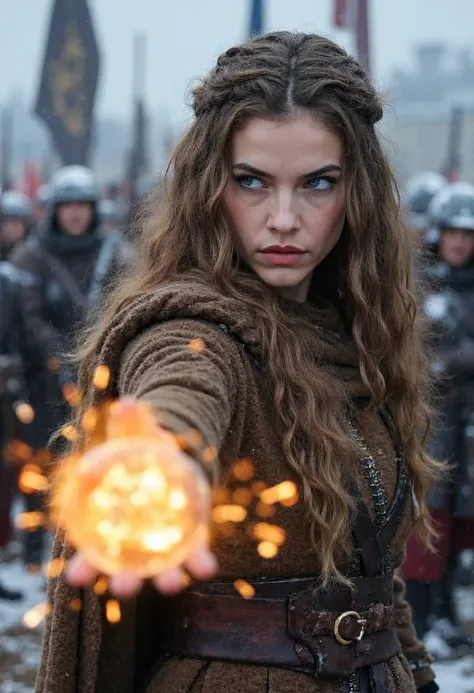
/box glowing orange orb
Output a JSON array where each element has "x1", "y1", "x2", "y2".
[{"x1": 58, "y1": 437, "x2": 210, "y2": 577}]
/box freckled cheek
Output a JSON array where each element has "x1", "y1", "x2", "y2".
[
  {"x1": 224, "y1": 194, "x2": 263, "y2": 248},
  {"x1": 306, "y1": 196, "x2": 346, "y2": 242}
]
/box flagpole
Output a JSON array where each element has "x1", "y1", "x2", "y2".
[
  {"x1": 248, "y1": 0, "x2": 264, "y2": 38},
  {"x1": 332, "y1": 0, "x2": 372, "y2": 78},
  {"x1": 355, "y1": 0, "x2": 371, "y2": 77},
  {"x1": 1, "y1": 106, "x2": 13, "y2": 190}
]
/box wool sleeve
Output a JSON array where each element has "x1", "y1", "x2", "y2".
[
  {"x1": 117, "y1": 318, "x2": 244, "y2": 480},
  {"x1": 393, "y1": 572, "x2": 437, "y2": 691}
]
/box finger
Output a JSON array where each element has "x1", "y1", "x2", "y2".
[
  {"x1": 185, "y1": 545, "x2": 218, "y2": 582},
  {"x1": 153, "y1": 567, "x2": 188, "y2": 595},
  {"x1": 66, "y1": 553, "x2": 99, "y2": 587},
  {"x1": 109, "y1": 572, "x2": 143, "y2": 599}
]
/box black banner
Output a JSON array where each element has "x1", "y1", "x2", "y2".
[{"x1": 34, "y1": 0, "x2": 100, "y2": 166}]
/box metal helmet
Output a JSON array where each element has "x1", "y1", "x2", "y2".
[
  {"x1": 0, "y1": 190, "x2": 33, "y2": 219},
  {"x1": 404, "y1": 172, "x2": 447, "y2": 229},
  {"x1": 428, "y1": 181, "x2": 474, "y2": 232},
  {"x1": 36, "y1": 184, "x2": 51, "y2": 208},
  {"x1": 50, "y1": 165, "x2": 99, "y2": 205}
]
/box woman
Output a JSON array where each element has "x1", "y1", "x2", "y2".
[{"x1": 37, "y1": 32, "x2": 439, "y2": 693}]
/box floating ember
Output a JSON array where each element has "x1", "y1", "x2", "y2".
[
  {"x1": 232, "y1": 459, "x2": 255, "y2": 482},
  {"x1": 93, "y1": 365, "x2": 110, "y2": 390},
  {"x1": 62, "y1": 383, "x2": 81, "y2": 407},
  {"x1": 46, "y1": 558, "x2": 66, "y2": 578},
  {"x1": 259, "y1": 481, "x2": 298, "y2": 506},
  {"x1": 234, "y1": 579, "x2": 255, "y2": 599},
  {"x1": 106, "y1": 599, "x2": 121, "y2": 623},
  {"x1": 257, "y1": 541, "x2": 279, "y2": 559},
  {"x1": 61, "y1": 425, "x2": 78, "y2": 442},
  {"x1": 18, "y1": 464, "x2": 49, "y2": 494},
  {"x1": 232, "y1": 487, "x2": 253, "y2": 506},
  {"x1": 54, "y1": 399, "x2": 210, "y2": 578},
  {"x1": 15, "y1": 402, "x2": 35, "y2": 424},
  {"x1": 70, "y1": 598, "x2": 82, "y2": 612},
  {"x1": 187, "y1": 338, "x2": 205, "y2": 353},
  {"x1": 93, "y1": 576, "x2": 109, "y2": 595},
  {"x1": 23, "y1": 602, "x2": 51, "y2": 628},
  {"x1": 253, "y1": 522, "x2": 286, "y2": 546},
  {"x1": 211, "y1": 504, "x2": 247, "y2": 523},
  {"x1": 15, "y1": 511, "x2": 46, "y2": 531},
  {"x1": 256, "y1": 502, "x2": 275, "y2": 518}
]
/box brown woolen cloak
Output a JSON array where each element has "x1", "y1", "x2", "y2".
[{"x1": 36, "y1": 280, "x2": 436, "y2": 693}]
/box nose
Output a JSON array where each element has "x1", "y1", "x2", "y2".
[{"x1": 268, "y1": 191, "x2": 299, "y2": 234}]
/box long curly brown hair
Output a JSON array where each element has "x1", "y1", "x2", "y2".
[{"x1": 74, "y1": 31, "x2": 438, "y2": 582}]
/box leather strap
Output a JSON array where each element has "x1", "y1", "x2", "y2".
[
  {"x1": 349, "y1": 481, "x2": 384, "y2": 577},
  {"x1": 37, "y1": 235, "x2": 117, "y2": 310},
  {"x1": 155, "y1": 575, "x2": 400, "y2": 677},
  {"x1": 379, "y1": 472, "x2": 410, "y2": 552},
  {"x1": 370, "y1": 661, "x2": 390, "y2": 693}
]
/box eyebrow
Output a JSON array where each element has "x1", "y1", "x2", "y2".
[{"x1": 231, "y1": 162, "x2": 343, "y2": 179}]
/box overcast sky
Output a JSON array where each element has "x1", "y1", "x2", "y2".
[{"x1": 2, "y1": 0, "x2": 474, "y2": 125}]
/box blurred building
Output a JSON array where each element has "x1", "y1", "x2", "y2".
[
  {"x1": 385, "y1": 42, "x2": 474, "y2": 183},
  {"x1": 3, "y1": 40, "x2": 474, "y2": 187},
  {"x1": 0, "y1": 94, "x2": 175, "y2": 185}
]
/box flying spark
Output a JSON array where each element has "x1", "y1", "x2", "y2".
[
  {"x1": 234, "y1": 579, "x2": 256, "y2": 599},
  {"x1": 93, "y1": 365, "x2": 111, "y2": 390},
  {"x1": 18, "y1": 465, "x2": 49, "y2": 494},
  {"x1": 232, "y1": 459, "x2": 255, "y2": 482},
  {"x1": 211, "y1": 505, "x2": 247, "y2": 523},
  {"x1": 106, "y1": 599, "x2": 121, "y2": 623},
  {"x1": 259, "y1": 481, "x2": 298, "y2": 505},
  {"x1": 15, "y1": 402, "x2": 35, "y2": 424},
  {"x1": 187, "y1": 338, "x2": 205, "y2": 353},
  {"x1": 22, "y1": 602, "x2": 50, "y2": 629},
  {"x1": 257, "y1": 541, "x2": 279, "y2": 559}
]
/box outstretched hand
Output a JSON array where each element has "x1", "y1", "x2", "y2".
[{"x1": 66, "y1": 539, "x2": 218, "y2": 599}]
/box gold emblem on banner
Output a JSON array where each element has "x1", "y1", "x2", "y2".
[{"x1": 49, "y1": 24, "x2": 86, "y2": 137}]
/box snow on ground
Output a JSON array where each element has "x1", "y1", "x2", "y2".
[
  {"x1": 435, "y1": 658, "x2": 474, "y2": 692},
  {"x1": 0, "y1": 549, "x2": 46, "y2": 693},
  {"x1": 1, "y1": 546, "x2": 474, "y2": 691}
]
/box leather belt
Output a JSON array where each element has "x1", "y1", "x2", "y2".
[{"x1": 155, "y1": 574, "x2": 401, "y2": 677}]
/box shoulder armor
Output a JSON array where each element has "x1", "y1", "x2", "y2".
[{"x1": 0, "y1": 261, "x2": 39, "y2": 287}]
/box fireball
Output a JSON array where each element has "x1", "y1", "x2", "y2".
[{"x1": 55, "y1": 399, "x2": 210, "y2": 577}]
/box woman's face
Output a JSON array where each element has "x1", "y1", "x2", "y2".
[{"x1": 223, "y1": 114, "x2": 346, "y2": 302}]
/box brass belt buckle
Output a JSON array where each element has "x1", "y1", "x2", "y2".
[{"x1": 334, "y1": 610, "x2": 367, "y2": 645}]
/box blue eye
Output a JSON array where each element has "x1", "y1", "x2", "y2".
[
  {"x1": 236, "y1": 175, "x2": 264, "y2": 190},
  {"x1": 306, "y1": 177, "x2": 335, "y2": 191}
]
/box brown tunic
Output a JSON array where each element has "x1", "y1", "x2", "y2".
[{"x1": 35, "y1": 280, "x2": 436, "y2": 693}]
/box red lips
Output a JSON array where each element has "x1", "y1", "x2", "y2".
[
  {"x1": 262, "y1": 245, "x2": 304, "y2": 253},
  {"x1": 260, "y1": 246, "x2": 306, "y2": 266}
]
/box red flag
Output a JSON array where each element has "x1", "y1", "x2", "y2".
[
  {"x1": 444, "y1": 167, "x2": 462, "y2": 183},
  {"x1": 333, "y1": 0, "x2": 348, "y2": 27},
  {"x1": 22, "y1": 162, "x2": 42, "y2": 199}
]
